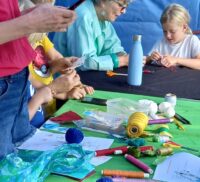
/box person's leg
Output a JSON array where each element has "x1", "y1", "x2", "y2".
[
  {"x1": 0, "y1": 77, "x2": 15, "y2": 159},
  {"x1": 11, "y1": 68, "x2": 36, "y2": 146},
  {"x1": 0, "y1": 68, "x2": 36, "y2": 160}
]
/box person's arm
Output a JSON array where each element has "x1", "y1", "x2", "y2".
[
  {"x1": 47, "y1": 47, "x2": 78, "y2": 74},
  {"x1": 29, "y1": 74, "x2": 46, "y2": 89},
  {"x1": 161, "y1": 36, "x2": 200, "y2": 70},
  {"x1": 176, "y1": 55, "x2": 200, "y2": 69},
  {"x1": 0, "y1": 4, "x2": 76, "y2": 44},
  {"x1": 42, "y1": 36, "x2": 77, "y2": 74},
  {"x1": 28, "y1": 86, "x2": 52, "y2": 120},
  {"x1": 59, "y1": 84, "x2": 94, "y2": 100},
  {"x1": 161, "y1": 54, "x2": 200, "y2": 70},
  {"x1": 29, "y1": 69, "x2": 81, "y2": 119},
  {"x1": 47, "y1": 46, "x2": 63, "y2": 61},
  {"x1": 54, "y1": 15, "x2": 116, "y2": 71},
  {"x1": 145, "y1": 39, "x2": 163, "y2": 65},
  {"x1": 0, "y1": 15, "x2": 32, "y2": 44},
  {"x1": 103, "y1": 23, "x2": 128, "y2": 68}
]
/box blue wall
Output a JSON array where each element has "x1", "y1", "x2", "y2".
[
  {"x1": 54, "y1": 0, "x2": 200, "y2": 55},
  {"x1": 114, "y1": 0, "x2": 200, "y2": 55}
]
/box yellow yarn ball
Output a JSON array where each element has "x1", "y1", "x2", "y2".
[{"x1": 127, "y1": 112, "x2": 148, "y2": 138}]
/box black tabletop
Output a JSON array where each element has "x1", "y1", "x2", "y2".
[{"x1": 78, "y1": 65, "x2": 200, "y2": 100}]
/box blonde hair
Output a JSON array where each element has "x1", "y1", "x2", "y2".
[
  {"x1": 160, "y1": 3, "x2": 192, "y2": 34},
  {"x1": 28, "y1": 33, "x2": 46, "y2": 48}
]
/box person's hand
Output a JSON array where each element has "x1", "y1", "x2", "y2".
[
  {"x1": 67, "y1": 84, "x2": 94, "y2": 99},
  {"x1": 161, "y1": 55, "x2": 178, "y2": 68},
  {"x1": 31, "y1": 86, "x2": 53, "y2": 105},
  {"x1": 150, "y1": 51, "x2": 163, "y2": 62},
  {"x1": 50, "y1": 57, "x2": 78, "y2": 74},
  {"x1": 60, "y1": 57, "x2": 80, "y2": 73},
  {"x1": 67, "y1": 87, "x2": 87, "y2": 99},
  {"x1": 48, "y1": 69, "x2": 81, "y2": 95},
  {"x1": 26, "y1": 4, "x2": 76, "y2": 33},
  {"x1": 82, "y1": 85, "x2": 94, "y2": 95},
  {"x1": 118, "y1": 54, "x2": 129, "y2": 67},
  {"x1": 37, "y1": 86, "x2": 53, "y2": 104}
]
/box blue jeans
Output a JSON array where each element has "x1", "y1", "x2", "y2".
[{"x1": 0, "y1": 68, "x2": 36, "y2": 160}]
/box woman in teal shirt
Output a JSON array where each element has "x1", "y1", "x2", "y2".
[{"x1": 53, "y1": 0, "x2": 131, "y2": 71}]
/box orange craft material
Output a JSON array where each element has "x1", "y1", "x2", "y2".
[
  {"x1": 106, "y1": 71, "x2": 127, "y2": 77},
  {"x1": 102, "y1": 169, "x2": 149, "y2": 178}
]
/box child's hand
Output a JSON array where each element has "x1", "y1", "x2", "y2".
[
  {"x1": 50, "y1": 57, "x2": 78, "y2": 74},
  {"x1": 150, "y1": 51, "x2": 163, "y2": 62},
  {"x1": 36, "y1": 86, "x2": 53, "y2": 104},
  {"x1": 67, "y1": 84, "x2": 94, "y2": 99},
  {"x1": 161, "y1": 55, "x2": 177, "y2": 67},
  {"x1": 82, "y1": 85, "x2": 94, "y2": 95},
  {"x1": 67, "y1": 87, "x2": 87, "y2": 99},
  {"x1": 48, "y1": 69, "x2": 81, "y2": 95}
]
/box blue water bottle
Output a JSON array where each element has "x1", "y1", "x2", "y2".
[{"x1": 128, "y1": 35, "x2": 143, "y2": 86}]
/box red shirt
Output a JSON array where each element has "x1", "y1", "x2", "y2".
[{"x1": 0, "y1": 0, "x2": 36, "y2": 77}]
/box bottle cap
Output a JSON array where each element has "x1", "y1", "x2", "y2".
[
  {"x1": 133, "y1": 35, "x2": 142, "y2": 41},
  {"x1": 165, "y1": 93, "x2": 177, "y2": 107}
]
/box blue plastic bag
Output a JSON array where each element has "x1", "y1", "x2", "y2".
[{"x1": 0, "y1": 144, "x2": 94, "y2": 182}]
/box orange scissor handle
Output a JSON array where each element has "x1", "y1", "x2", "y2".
[{"x1": 106, "y1": 71, "x2": 116, "y2": 77}]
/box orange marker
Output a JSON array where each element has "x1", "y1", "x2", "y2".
[
  {"x1": 102, "y1": 169, "x2": 149, "y2": 178},
  {"x1": 106, "y1": 71, "x2": 127, "y2": 77}
]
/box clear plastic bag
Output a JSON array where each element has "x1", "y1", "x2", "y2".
[
  {"x1": 83, "y1": 110, "x2": 124, "y2": 128},
  {"x1": 74, "y1": 111, "x2": 126, "y2": 137},
  {"x1": 106, "y1": 98, "x2": 149, "y2": 119}
]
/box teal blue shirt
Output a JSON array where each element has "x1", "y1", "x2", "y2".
[{"x1": 53, "y1": 0, "x2": 126, "y2": 71}]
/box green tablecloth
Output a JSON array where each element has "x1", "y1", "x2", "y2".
[{"x1": 46, "y1": 90, "x2": 200, "y2": 182}]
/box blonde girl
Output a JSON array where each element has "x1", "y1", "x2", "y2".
[{"x1": 146, "y1": 3, "x2": 200, "y2": 70}]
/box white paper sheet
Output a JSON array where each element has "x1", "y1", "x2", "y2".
[
  {"x1": 153, "y1": 152, "x2": 200, "y2": 182},
  {"x1": 18, "y1": 130, "x2": 66, "y2": 151},
  {"x1": 18, "y1": 130, "x2": 114, "y2": 166}
]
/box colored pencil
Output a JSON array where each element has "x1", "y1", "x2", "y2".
[
  {"x1": 148, "y1": 118, "x2": 173, "y2": 125},
  {"x1": 102, "y1": 169, "x2": 149, "y2": 178}
]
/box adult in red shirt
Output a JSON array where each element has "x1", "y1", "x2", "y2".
[{"x1": 0, "y1": 0, "x2": 80, "y2": 160}]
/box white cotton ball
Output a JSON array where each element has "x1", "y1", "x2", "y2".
[
  {"x1": 149, "y1": 102, "x2": 158, "y2": 115},
  {"x1": 164, "y1": 107, "x2": 175, "y2": 118},
  {"x1": 158, "y1": 102, "x2": 172, "y2": 113},
  {"x1": 138, "y1": 99, "x2": 158, "y2": 115},
  {"x1": 138, "y1": 99, "x2": 150, "y2": 106}
]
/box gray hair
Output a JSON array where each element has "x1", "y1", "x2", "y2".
[{"x1": 92, "y1": 0, "x2": 133, "y2": 6}]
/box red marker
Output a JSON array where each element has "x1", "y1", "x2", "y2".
[
  {"x1": 95, "y1": 146, "x2": 129, "y2": 156},
  {"x1": 143, "y1": 69, "x2": 155, "y2": 74}
]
